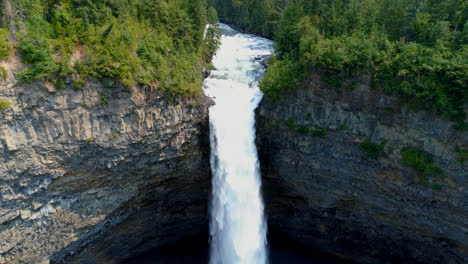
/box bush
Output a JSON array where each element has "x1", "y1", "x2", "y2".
[
  {"x1": 297, "y1": 125, "x2": 309, "y2": 134},
  {"x1": 260, "y1": 56, "x2": 304, "y2": 99},
  {"x1": 339, "y1": 124, "x2": 349, "y2": 130},
  {"x1": 401, "y1": 147, "x2": 434, "y2": 172},
  {"x1": 0, "y1": 99, "x2": 11, "y2": 110},
  {"x1": 360, "y1": 140, "x2": 386, "y2": 159},
  {"x1": 0, "y1": 29, "x2": 11, "y2": 60},
  {"x1": 55, "y1": 77, "x2": 65, "y2": 90},
  {"x1": 454, "y1": 147, "x2": 468, "y2": 164},
  {"x1": 17, "y1": 38, "x2": 59, "y2": 82},
  {"x1": 311, "y1": 127, "x2": 327, "y2": 137},
  {"x1": 100, "y1": 95, "x2": 108, "y2": 105},
  {"x1": 401, "y1": 147, "x2": 444, "y2": 185},
  {"x1": 287, "y1": 117, "x2": 295, "y2": 128},
  {"x1": 0, "y1": 66, "x2": 7, "y2": 81},
  {"x1": 207, "y1": 7, "x2": 219, "y2": 24}
]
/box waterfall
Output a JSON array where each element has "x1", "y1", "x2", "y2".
[{"x1": 204, "y1": 24, "x2": 273, "y2": 264}]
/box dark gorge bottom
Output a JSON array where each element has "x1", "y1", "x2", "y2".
[{"x1": 124, "y1": 228, "x2": 350, "y2": 264}]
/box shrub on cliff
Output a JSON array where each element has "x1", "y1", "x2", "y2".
[
  {"x1": 0, "y1": 29, "x2": 11, "y2": 61},
  {"x1": 0, "y1": 99, "x2": 11, "y2": 110},
  {"x1": 260, "y1": 56, "x2": 304, "y2": 99},
  {"x1": 360, "y1": 140, "x2": 386, "y2": 159},
  {"x1": 401, "y1": 147, "x2": 444, "y2": 186}
]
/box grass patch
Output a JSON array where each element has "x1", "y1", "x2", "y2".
[
  {"x1": 323, "y1": 75, "x2": 342, "y2": 88},
  {"x1": 0, "y1": 99, "x2": 10, "y2": 110},
  {"x1": 100, "y1": 95, "x2": 108, "y2": 106},
  {"x1": 265, "y1": 119, "x2": 280, "y2": 129},
  {"x1": 0, "y1": 66, "x2": 7, "y2": 81},
  {"x1": 297, "y1": 125, "x2": 309, "y2": 134},
  {"x1": 339, "y1": 123, "x2": 349, "y2": 130},
  {"x1": 454, "y1": 146, "x2": 468, "y2": 164},
  {"x1": 360, "y1": 140, "x2": 386, "y2": 159},
  {"x1": 311, "y1": 127, "x2": 327, "y2": 137},
  {"x1": 384, "y1": 107, "x2": 395, "y2": 115},
  {"x1": 401, "y1": 147, "x2": 444, "y2": 185}
]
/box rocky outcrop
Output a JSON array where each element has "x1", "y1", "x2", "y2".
[
  {"x1": 256, "y1": 72, "x2": 468, "y2": 264},
  {"x1": 0, "y1": 55, "x2": 212, "y2": 263}
]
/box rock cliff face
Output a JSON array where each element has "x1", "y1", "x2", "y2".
[
  {"x1": 256, "y1": 72, "x2": 468, "y2": 264},
  {"x1": 0, "y1": 55, "x2": 212, "y2": 263}
]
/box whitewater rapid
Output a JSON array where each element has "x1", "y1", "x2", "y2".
[{"x1": 204, "y1": 24, "x2": 273, "y2": 264}]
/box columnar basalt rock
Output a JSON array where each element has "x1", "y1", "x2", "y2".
[
  {"x1": 256, "y1": 72, "x2": 468, "y2": 264},
  {"x1": 0, "y1": 58, "x2": 212, "y2": 263}
]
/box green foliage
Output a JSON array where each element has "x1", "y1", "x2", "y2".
[
  {"x1": 0, "y1": 99, "x2": 11, "y2": 110},
  {"x1": 339, "y1": 124, "x2": 349, "y2": 130},
  {"x1": 17, "y1": 37, "x2": 59, "y2": 82},
  {"x1": 311, "y1": 127, "x2": 327, "y2": 137},
  {"x1": 297, "y1": 125, "x2": 309, "y2": 134},
  {"x1": 86, "y1": 137, "x2": 94, "y2": 143},
  {"x1": 454, "y1": 146, "x2": 468, "y2": 163},
  {"x1": 260, "y1": 56, "x2": 304, "y2": 99},
  {"x1": 287, "y1": 117, "x2": 294, "y2": 128},
  {"x1": 0, "y1": 29, "x2": 11, "y2": 60},
  {"x1": 266, "y1": 119, "x2": 280, "y2": 129},
  {"x1": 360, "y1": 140, "x2": 386, "y2": 159},
  {"x1": 402, "y1": 147, "x2": 434, "y2": 172},
  {"x1": 202, "y1": 24, "x2": 222, "y2": 62},
  {"x1": 323, "y1": 75, "x2": 342, "y2": 88},
  {"x1": 207, "y1": 6, "x2": 219, "y2": 24},
  {"x1": 55, "y1": 77, "x2": 65, "y2": 90},
  {"x1": 0, "y1": 67, "x2": 7, "y2": 81},
  {"x1": 100, "y1": 95, "x2": 108, "y2": 105},
  {"x1": 401, "y1": 147, "x2": 444, "y2": 185},
  {"x1": 112, "y1": 132, "x2": 120, "y2": 138},
  {"x1": 213, "y1": 0, "x2": 468, "y2": 124},
  {"x1": 101, "y1": 23, "x2": 114, "y2": 39},
  {"x1": 274, "y1": 4, "x2": 303, "y2": 57},
  {"x1": 16, "y1": 0, "x2": 220, "y2": 98},
  {"x1": 73, "y1": 77, "x2": 85, "y2": 90}
]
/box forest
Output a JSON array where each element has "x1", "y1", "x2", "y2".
[
  {"x1": 209, "y1": 0, "x2": 468, "y2": 128},
  {"x1": 0, "y1": 0, "x2": 221, "y2": 98}
]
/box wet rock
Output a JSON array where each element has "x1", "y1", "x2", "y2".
[{"x1": 261, "y1": 55, "x2": 271, "y2": 68}]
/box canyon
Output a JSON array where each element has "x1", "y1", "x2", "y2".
[{"x1": 0, "y1": 34, "x2": 467, "y2": 264}]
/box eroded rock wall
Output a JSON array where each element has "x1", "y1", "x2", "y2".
[
  {"x1": 0, "y1": 55, "x2": 212, "y2": 264},
  {"x1": 256, "y1": 72, "x2": 468, "y2": 264}
]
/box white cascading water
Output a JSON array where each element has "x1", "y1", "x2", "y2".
[{"x1": 204, "y1": 24, "x2": 273, "y2": 264}]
